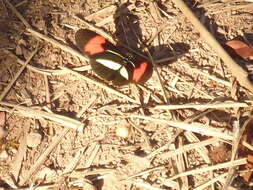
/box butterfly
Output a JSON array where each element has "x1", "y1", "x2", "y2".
[{"x1": 75, "y1": 29, "x2": 153, "y2": 86}]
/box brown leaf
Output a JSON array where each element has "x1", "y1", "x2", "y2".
[
  {"x1": 0, "y1": 112, "x2": 5, "y2": 126},
  {"x1": 248, "y1": 154, "x2": 253, "y2": 164},
  {"x1": 242, "y1": 162, "x2": 253, "y2": 182},
  {"x1": 225, "y1": 40, "x2": 253, "y2": 59},
  {"x1": 226, "y1": 40, "x2": 249, "y2": 49},
  {"x1": 209, "y1": 143, "x2": 231, "y2": 163}
]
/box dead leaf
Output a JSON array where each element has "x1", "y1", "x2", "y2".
[
  {"x1": 226, "y1": 40, "x2": 249, "y2": 49},
  {"x1": 248, "y1": 154, "x2": 253, "y2": 163},
  {"x1": 242, "y1": 161, "x2": 253, "y2": 182},
  {"x1": 0, "y1": 112, "x2": 5, "y2": 126},
  {"x1": 225, "y1": 40, "x2": 253, "y2": 60},
  {"x1": 209, "y1": 143, "x2": 231, "y2": 163}
]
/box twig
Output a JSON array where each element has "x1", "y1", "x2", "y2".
[
  {"x1": 27, "y1": 28, "x2": 89, "y2": 62},
  {"x1": 222, "y1": 118, "x2": 250, "y2": 190},
  {"x1": 84, "y1": 4, "x2": 116, "y2": 20},
  {"x1": 179, "y1": 63, "x2": 232, "y2": 87},
  {"x1": 14, "y1": 0, "x2": 28, "y2": 8},
  {"x1": 0, "y1": 101, "x2": 84, "y2": 131},
  {"x1": 168, "y1": 158, "x2": 247, "y2": 181},
  {"x1": 193, "y1": 173, "x2": 228, "y2": 190},
  {"x1": 146, "y1": 129, "x2": 183, "y2": 160},
  {"x1": 74, "y1": 15, "x2": 116, "y2": 44},
  {"x1": 61, "y1": 67, "x2": 139, "y2": 104},
  {"x1": 76, "y1": 95, "x2": 97, "y2": 118},
  {"x1": 146, "y1": 109, "x2": 216, "y2": 160},
  {"x1": 69, "y1": 168, "x2": 115, "y2": 178},
  {"x1": 176, "y1": 137, "x2": 189, "y2": 190},
  {"x1": 130, "y1": 115, "x2": 233, "y2": 140},
  {"x1": 165, "y1": 69, "x2": 214, "y2": 99},
  {"x1": 146, "y1": 23, "x2": 170, "y2": 45},
  {"x1": 171, "y1": 0, "x2": 253, "y2": 92},
  {"x1": 44, "y1": 75, "x2": 51, "y2": 108},
  {"x1": 6, "y1": 183, "x2": 56, "y2": 190},
  {"x1": 126, "y1": 180, "x2": 165, "y2": 190},
  {"x1": 128, "y1": 119, "x2": 152, "y2": 151},
  {"x1": 155, "y1": 54, "x2": 185, "y2": 64},
  {"x1": 121, "y1": 166, "x2": 165, "y2": 181},
  {"x1": 5, "y1": 0, "x2": 31, "y2": 28},
  {"x1": 19, "y1": 127, "x2": 71, "y2": 185},
  {"x1": 207, "y1": 3, "x2": 253, "y2": 15},
  {"x1": 153, "y1": 101, "x2": 251, "y2": 110},
  {"x1": 146, "y1": 49, "x2": 169, "y2": 103},
  {"x1": 3, "y1": 49, "x2": 91, "y2": 75},
  {"x1": 184, "y1": 131, "x2": 211, "y2": 163},
  {"x1": 10, "y1": 124, "x2": 30, "y2": 182},
  {"x1": 83, "y1": 142, "x2": 100, "y2": 168},
  {"x1": 158, "y1": 6, "x2": 174, "y2": 19},
  {"x1": 157, "y1": 138, "x2": 219, "y2": 160},
  {"x1": 61, "y1": 147, "x2": 86, "y2": 175},
  {"x1": 0, "y1": 46, "x2": 38, "y2": 101},
  {"x1": 239, "y1": 168, "x2": 253, "y2": 174},
  {"x1": 242, "y1": 140, "x2": 253, "y2": 152},
  {"x1": 197, "y1": 0, "x2": 222, "y2": 8}
]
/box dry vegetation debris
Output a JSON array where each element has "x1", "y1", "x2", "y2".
[{"x1": 0, "y1": 0, "x2": 253, "y2": 190}]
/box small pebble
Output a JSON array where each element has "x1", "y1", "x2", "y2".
[
  {"x1": 27, "y1": 132, "x2": 42, "y2": 148},
  {"x1": 0, "y1": 150, "x2": 8, "y2": 160},
  {"x1": 115, "y1": 125, "x2": 131, "y2": 138}
]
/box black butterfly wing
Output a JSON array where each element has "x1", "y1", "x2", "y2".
[
  {"x1": 90, "y1": 52, "x2": 133, "y2": 86},
  {"x1": 75, "y1": 29, "x2": 120, "y2": 56}
]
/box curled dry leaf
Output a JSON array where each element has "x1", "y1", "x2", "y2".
[{"x1": 225, "y1": 40, "x2": 253, "y2": 60}]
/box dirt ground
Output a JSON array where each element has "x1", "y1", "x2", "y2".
[{"x1": 0, "y1": 0, "x2": 253, "y2": 190}]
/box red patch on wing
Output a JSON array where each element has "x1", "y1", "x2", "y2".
[
  {"x1": 132, "y1": 62, "x2": 148, "y2": 82},
  {"x1": 84, "y1": 35, "x2": 106, "y2": 55}
]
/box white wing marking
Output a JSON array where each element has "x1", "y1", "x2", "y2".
[
  {"x1": 96, "y1": 59, "x2": 122, "y2": 70},
  {"x1": 119, "y1": 67, "x2": 129, "y2": 80}
]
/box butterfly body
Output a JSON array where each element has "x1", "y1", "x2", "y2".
[{"x1": 75, "y1": 29, "x2": 152, "y2": 86}]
